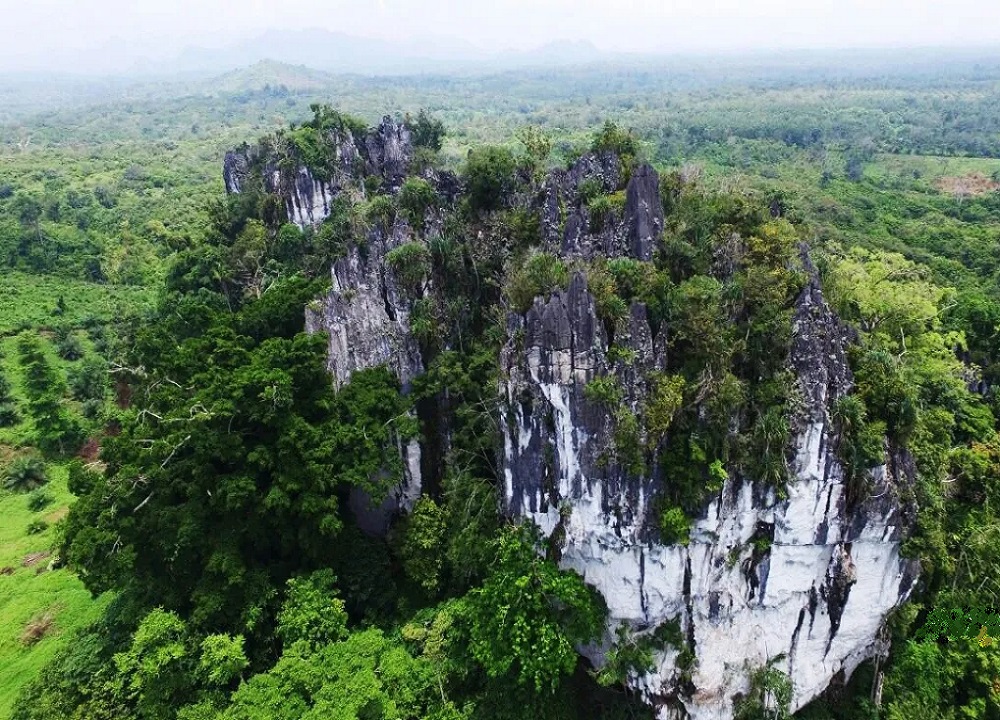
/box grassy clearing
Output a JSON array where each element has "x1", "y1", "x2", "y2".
[
  {"x1": 0, "y1": 299, "x2": 112, "y2": 718},
  {"x1": 872, "y1": 153, "x2": 1000, "y2": 182},
  {"x1": 0, "y1": 463, "x2": 108, "y2": 720},
  {"x1": 0, "y1": 271, "x2": 155, "y2": 337}
]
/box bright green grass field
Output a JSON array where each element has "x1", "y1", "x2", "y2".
[
  {"x1": 0, "y1": 271, "x2": 155, "y2": 336},
  {"x1": 0, "y1": 464, "x2": 109, "y2": 720},
  {"x1": 0, "y1": 298, "x2": 110, "y2": 718}
]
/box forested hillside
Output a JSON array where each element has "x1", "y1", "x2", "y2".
[{"x1": 1, "y1": 55, "x2": 999, "y2": 719}]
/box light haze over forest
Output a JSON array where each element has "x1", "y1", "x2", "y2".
[{"x1": 2, "y1": 0, "x2": 1000, "y2": 76}]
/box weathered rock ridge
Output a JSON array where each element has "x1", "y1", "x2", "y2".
[
  {"x1": 226, "y1": 116, "x2": 442, "y2": 529},
  {"x1": 224, "y1": 115, "x2": 418, "y2": 228},
  {"x1": 225, "y1": 121, "x2": 918, "y2": 719},
  {"x1": 500, "y1": 162, "x2": 918, "y2": 718}
]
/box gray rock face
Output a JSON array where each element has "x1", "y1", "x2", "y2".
[
  {"x1": 626, "y1": 164, "x2": 664, "y2": 262},
  {"x1": 539, "y1": 152, "x2": 661, "y2": 260},
  {"x1": 304, "y1": 217, "x2": 424, "y2": 390},
  {"x1": 365, "y1": 116, "x2": 413, "y2": 183},
  {"x1": 500, "y1": 237, "x2": 918, "y2": 717},
  {"x1": 223, "y1": 115, "x2": 420, "y2": 229},
  {"x1": 302, "y1": 215, "x2": 426, "y2": 529},
  {"x1": 504, "y1": 274, "x2": 651, "y2": 534},
  {"x1": 226, "y1": 116, "x2": 431, "y2": 529},
  {"x1": 223, "y1": 145, "x2": 254, "y2": 194},
  {"x1": 222, "y1": 124, "x2": 918, "y2": 718}
]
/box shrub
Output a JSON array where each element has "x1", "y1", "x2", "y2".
[
  {"x1": 587, "y1": 262, "x2": 629, "y2": 326},
  {"x1": 366, "y1": 195, "x2": 396, "y2": 226},
  {"x1": 613, "y1": 408, "x2": 645, "y2": 475},
  {"x1": 659, "y1": 506, "x2": 691, "y2": 546},
  {"x1": 364, "y1": 174, "x2": 383, "y2": 196},
  {"x1": 0, "y1": 402, "x2": 19, "y2": 427},
  {"x1": 81, "y1": 399, "x2": 104, "y2": 419},
  {"x1": 595, "y1": 623, "x2": 656, "y2": 688},
  {"x1": 507, "y1": 252, "x2": 570, "y2": 312},
  {"x1": 385, "y1": 242, "x2": 432, "y2": 294},
  {"x1": 465, "y1": 145, "x2": 517, "y2": 212},
  {"x1": 27, "y1": 489, "x2": 54, "y2": 512},
  {"x1": 70, "y1": 356, "x2": 109, "y2": 402},
  {"x1": 398, "y1": 177, "x2": 438, "y2": 233},
  {"x1": 749, "y1": 405, "x2": 791, "y2": 489},
  {"x1": 734, "y1": 665, "x2": 793, "y2": 720},
  {"x1": 26, "y1": 519, "x2": 49, "y2": 535},
  {"x1": 607, "y1": 257, "x2": 655, "y2": 301},
  {"x1": 587, "y1": 195, "x2": 615, "y2": 233},
  {"x1": 3, "y1": 456, "x2": 49, "y2": 492},
  {"x1": 577, "y1": 177, "x2": 604, "y2": 205}
]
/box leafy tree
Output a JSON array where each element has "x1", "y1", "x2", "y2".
[
  {"x1": 275, "y1": 570, "x2": 349, "y2": 651},
  {"x1": 113, "y1": 609, "x2": 196, "y2": 719},
  {"x1": 108, "y1": 608, "x2": 248, "y2": 720},
  {"x1": 408, "y1": 110, "x2": 446, "y2": 152},
  {"x1": 591, "y1": 121, "x2": 639, "y2": 159},
  {"x1": 398, "y1": 496, "x2": 448, "y2": 595},
  {"x1": 883, "y1": 637, "x2": 1000, "y2": 720},
  {"x1": 16, "y1": 333, "x2": 84, "y2": 454},
  {"x1": 465, "y1": 146, "x2": 517, "y2": 212},
  {"x1": 465, "y1": 525, "x2": 605, "y2": 692},
  {"x1": 438, "y1": 470, "x2": 500, "y2": 592},
  {"x1": 217, "y1": 628, "x2": 455, "y2": 720},
  {"x1": 62, "y1": 284, "x2": 414, "y2": 634},
  {"x1": 826, "y1": 249, "x2": 949, "y2": 339}
]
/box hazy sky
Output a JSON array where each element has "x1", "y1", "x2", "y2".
[{"x1": 3, "y1": 0, "x2": 1000, "y2": 71}]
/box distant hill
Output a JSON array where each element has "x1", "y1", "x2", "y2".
[
  {"x1": 149, "y1": 29, "x2": 603, "y2": 77},
  {"x1": 207, "y1": 60, "x2": 340, "y2": 94}
]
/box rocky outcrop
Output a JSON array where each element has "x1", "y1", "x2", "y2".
[
  {"x1": 539, "y1": 152, "x2": 656, "y2": 260},
  {"x1": 303, "y1": 216, "x2": 425, "y2": 389},
  {"x1": 625, "y1": 164, "x2": 663, "y2": 262},
  {"x1": 223, "y1": 122, "x2": 918, "y2": 718},
  {"x1": 302, "y1": 212, "x2": 426, "y2": 531},
  {"x1": 226, "y1": 115, "x2": 436, "y2": 531},
  {"x1": 364, "y1": 118, "x2": 412, "y2": 183},
  {"x1": 500, "y1": 233, "x2": 918, "y2": 717},
  {"x1": 223, "y1": 115, "x2": 420, "y2": 229}
]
